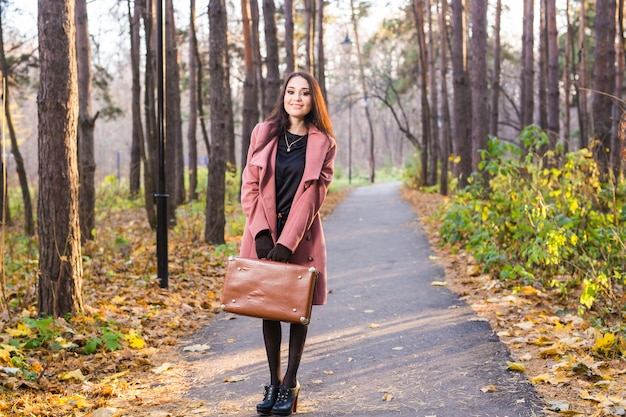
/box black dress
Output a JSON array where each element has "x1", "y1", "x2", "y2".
[{"x1": 275, "y1": 131, "x2": 308, "y2": 237}]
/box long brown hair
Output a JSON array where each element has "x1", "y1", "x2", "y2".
[{"x1": 265, "y1": 71, "x2": 334, "y2": 144}]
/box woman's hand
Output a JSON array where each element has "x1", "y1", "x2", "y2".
[
  {"x1": 267, "y1": 244, "x2": 292, "y2": 263},
  {"x1": 255, "y1": 231, "x2": 274, "y2": 259}
]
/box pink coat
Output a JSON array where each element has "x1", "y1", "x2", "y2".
[{"x1": 239, "y1": 122, "x2": 336, "y2": 305}]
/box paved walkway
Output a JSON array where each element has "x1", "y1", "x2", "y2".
[{"x1": 182, "y1": 182, "x2": 545, "y2": 417}]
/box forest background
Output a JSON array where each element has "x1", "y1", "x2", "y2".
[{"x1": 1, "y1": 0, "x2": 626, "y2": 416}]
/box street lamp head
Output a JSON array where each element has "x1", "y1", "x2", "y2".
[{"x1": 340, "y1": 33, "x2": 353, "y2": 54}]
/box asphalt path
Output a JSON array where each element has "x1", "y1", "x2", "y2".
[{"x1": 182, "y1": 182, "x2": 546, "y2": 417}]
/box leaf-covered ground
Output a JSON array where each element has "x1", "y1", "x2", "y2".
[
  {"x1": 2, "y1": 185, "x2": 625, "y2": 416},
  {"x1": 402, "y1": 186, "x2": 626, "y2": 417},
  {"x1": 0, "y1": 188, "x2": 348, "y2": 417}
]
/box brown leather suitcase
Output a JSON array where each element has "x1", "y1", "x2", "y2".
[{"x1": 221, "y1": 256, "x2": 318, "y2": 325}]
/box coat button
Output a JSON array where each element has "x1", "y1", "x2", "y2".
[{"x1": 307, "y1": 256, "x2": 313, "y2": 262}]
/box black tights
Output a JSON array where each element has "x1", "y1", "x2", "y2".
[{"x1": 262, "y1": 319, "x2": 308, "y2": 388}]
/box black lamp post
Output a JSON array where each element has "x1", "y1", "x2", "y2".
[
  {"x1": 155, "y1": 0, "x2": 169, "y2": 288},
  {"x1": 340, "y1": 33, "x2": 353, "y2": 184}
]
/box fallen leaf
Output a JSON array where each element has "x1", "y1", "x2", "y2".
[
  {"x1": 480, "y1": 384, "x2": 497, "y2": 393},
  {"x1": 59, "y1": 369, "x2": 86, "y2": 382},
  {"x1": 369, "y1": 323, "x2": 380, "y2": 329},
  {"x1": 323, "y1": 370, "x2": 334, "y2": 375},
  {"x1": 152, "y1": 363, "x2": 174, "y2": 374},
  {"x1": 183, "y1": 344, "x2": 211, "y2": 352},
  {"x1": 431, "y1": 281, "x2": 447, "y2": 286},
  {"x1": 224, "y1": 375, "x2": 247, "y2": 383},
  {"x1": 382, "y1": 392, "x2": 394, "y2": 401},
  {"x1": 507, "y1": 361, "x2": 526, "y2": 372}
]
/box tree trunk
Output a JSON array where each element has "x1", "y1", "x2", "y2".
[
  {"x1": 350, "y1": 0, "x2": 376, "y2": 183},
  {"x1": 0, "y1": 6, "x2": 34, "y2": 235},
  {"x1": 546, "y1": 0, "x2": 560, "y2": 150},
  {"x1": 450, "y1": 0, "x2": 472, "y2": 187},
  {"x1": 250, "y1": 0, "x2": 264, "y2": 119},
  {"x1": 577, "y1": 0, "x2": 588, "y2": 148},
  {"x1": 438, "y1": 0, "x2": 451, "y2": 196},
  {"x1": 471, "y1": 0, "x2": 488, "y2": 172},
  {"x1": 284, "y1": 0, "x2": 295, "y2": 76},
  {"x1": 128, "y1": 0, "x2": 144, "y2": 198},
  {"x1": 489, "y1": 0, "x2": 502, "y2": 138},
  {"x1": 427, "y1": 0, "x2": 439, "y2": 187},
  {"x1": 315, "y1": 0, "x2": 326, "y2": 101},
  {"x1": 76, "y1": 0, "x2": 97, "y2": 243},
  {"x1": 304, "y1": 0, "x2": 314, "y2": 72},
  {"x1": 205, "y1": 0, "x2": 231, "y2": 244},
  {"x1": 520, "y1": 0, "x2": 534, "y2": 129},
  {"x1": 37, "y1": 0, "x2": 84, "y2": 318},
  {"x1": 240, "y1": 0, "x2": 260, "y2": 172},
  {"x1": 262, "y1": 0, "x2": 280, "y2": 117},
  {"x1": 592, "y1": 0, "x2": 616, "y2": 176},
  {"x1": 612, "y1": 0, "x2": 624, "y2": 176},
  {"x1": 188, "y1": 0, "x2": 199, "y2": 200},
  {"x1": 563, "y1": 0, "x2": 572, "y2": 153},
  {"x1": 538, "y1": 0, "x2": 548, "y2": 130},
  {"x1": 165, "y1": 0, "x2": 183, "y2": 221},
  {"x1": 143, "y1": 0, "x2": 157, "y2": 228},
  {"x1": 413, "y1": 0, "x2": 432, "y2": 186}
]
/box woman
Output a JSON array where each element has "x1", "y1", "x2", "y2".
[{"x1": 239, "y1": 71, "x2": 336, "y2": 416}]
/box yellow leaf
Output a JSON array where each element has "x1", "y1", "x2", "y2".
[
  {"x1": 59, "y1": 369, "x2": 86, "y2": 382},
  {"x1": 480, "y1": 384, "x2": 497, "y2": 393},
  {"x1": 369, "y1": 323, "x2": 380, "y2": 329},
  {"x1": 594, "y1": 333, "x2": 616, "y2": 354},
  {"x1": 111, "y1": 295, "x2": 126, "y2": 305},
  {"x1": 531, "y1": 373, "x2": 550, "y2": 384},
  {"x1": 124, "y1": 329, "x2": 146, "y2": 349},
  {"x1": 0, "y1": 349, "x2": 10, "y2": 363},
  {"x1": 5, "y1": 323, "x2": 32, "y2": 338},
  {"x1": 382, "y1": 392, "x2": 394, "y2": 401},
  {"x1": 431, "y1": 281, "x2": 447, "y2": 286},
  {"x1": 531, "y1": 335, "x2": 554, "y2": 347},
  {"x1": 323, "y1": 370, "x2": 334, "y2": 375},
  {"x1": 507, "y1": 361, "x2": 526, "y2": 372}
]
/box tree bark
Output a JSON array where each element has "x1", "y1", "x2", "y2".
[
  {"x1": 438, "y1": 0, "x2": 451, "y2": 196},
  {"x1": 240, "y1": 0, "x2": 260, "y2": 172},
  {"x1": 577, "y1": 0, "x2": 588, "y2": 148},
  {"x1": 142, "y1": 0, "x2": 157, "y2": 228},
  {"x1": 563, "y1": 0, "x2": 572, "y2": 153},
  {"x1": 315, "y1": 0, "x2": 326, "y2": 100},
  {"x1": 76, "y1": 0, "x2": 97, "y2": 243},
  {"x1": 489, "y1": 0, "x2": 502, "y2": 138},
  {"x1": 520, "y1": 0, "x2": 534, "y2": 129},
  {"x1": 546, "y1": 0, "x2": 560, "y2": 150},
  {"x1": 284, "y1": 0, "x2": 295, "y2": 76},
  {"x1": 165, "y1": 0, "x2": 183, "y2": 221},
  {"x1": 262, "y1": 0, "x2": 280, "y2": 117},
  {"x1": 413, "y1": 0, "x2": 432, "y2": 186},
  {"x1": 427, "y1": 0, "x2": 439, "y2": 187},
  {"x1": 612, "y1": 0, "x2": 624, "y2": 175},
  {"x1": 592, "y1": 0, "x2": 617, "y2": 176},
  {"x1": 470, "y1": 0, "x2": 488, "y2": 172},
  {"x1": 128, "y1": 0, "x2": 144, "y2": 198},
  {"x1": 538, "y1": 0, "x2": 548, "y2": 130},
  {"x1": 450, "y1": 0, "x2": 472, "y2": 187},
  {"x1": 37, "y1": 0, "x2": 84, "y2": 317},
  {"x1": 205, "y1": 0, "x2": 232, "y2": 244},
  {"x1": 0, "y1": 5, "x2": 34, "y2": 235},
  {"x1": 304, "y1": 0, "x2": 314, "y2": 73},
  {"x1": 188, "y1": 0, "x2": 199, "y2": 200}
]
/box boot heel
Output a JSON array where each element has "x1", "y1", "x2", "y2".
[{"x1": 272, "y1": 382, "x2": 300, "y2": 416}]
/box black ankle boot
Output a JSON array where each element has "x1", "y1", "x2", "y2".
[
  {"x1": 257, "y1": 384, "x2": 279, "y2": 416},
  {"x1": 271, "y1": 382, "x2": 300, "y2": 416}
]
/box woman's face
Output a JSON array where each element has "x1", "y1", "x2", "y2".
[{"x1": 283, "y1": 76, "x2": 312, "y2": 121}]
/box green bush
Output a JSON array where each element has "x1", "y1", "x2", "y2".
[{"x1": 440, "y1": 126, "x2": 626, "y2": 323}]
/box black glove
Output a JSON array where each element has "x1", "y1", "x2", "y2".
[
  {"x1": 255, "y1": 230, "x2": 274, "y2": 259},
  {"x1": 267, "y1": 244, "x2": 292, "y2": 263}
]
